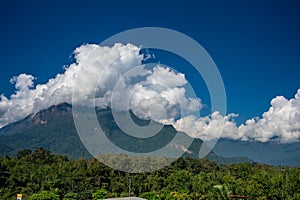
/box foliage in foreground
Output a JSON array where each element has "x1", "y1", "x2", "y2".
[{"x1": 0, "y1": 148, "x2": 300, "y2": 199}]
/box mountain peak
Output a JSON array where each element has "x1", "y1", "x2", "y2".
[{"x1": 0, "y1": 103, "x2": 252, "y2": 164}]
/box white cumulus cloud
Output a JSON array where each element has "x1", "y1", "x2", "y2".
[
  {"x1": 0, "y1": 42, "x2": 300, "y2": 144},
  {"x1": 239, "y1": 90, "x2": 300, "y2": 143},
  {"x1": 0, "y1": 43, "x2": 201, "y2": 128},
  {"x1": 167, "y1": 89, "x2": 300, "y2": 143}
]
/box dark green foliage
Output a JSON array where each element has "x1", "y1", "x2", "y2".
[
  {"x1": 62, "y1": 192, "x2": 79, "y2": 200},
  {"x1": 140, "y1": 191, "x2": 162, "y2": 200},
  {"x1": 0, "y1": 148, "x2": 300, "y2": 200}
]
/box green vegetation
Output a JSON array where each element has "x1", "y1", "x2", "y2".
[
  {"x1": 28, "y1": 191, "x2": 60, "y2": 200},
  {"x1": 0, "y1": 148, "x2": 300, "y2": 199},
  {"x1": 0, "y1": 104, "x2": 252, "y2": 165},
  {"x1": 92, "y1": 189, "x2": 107, "y2": 199}
]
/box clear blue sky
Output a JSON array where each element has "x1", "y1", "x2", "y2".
[{"x1": 0, "y1": 0, "x2": 299, "y2": 123}]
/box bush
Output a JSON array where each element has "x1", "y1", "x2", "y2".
[
  {"x1": 29, "y1": 191, "x2": 59, "y2": 200},
  {"x1": 140, "y1": 191, "x2": 162, "y2": 200},
  {"x1": 92, "y1": 189, "x2": 107, "y2": 200},
  {"x1": 63, "y1": 192, "x2": 79, "y2": 200}
]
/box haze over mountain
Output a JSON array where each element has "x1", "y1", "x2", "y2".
[{"x1": 214, "y1": 139, "x2": 300, "y2": 166}]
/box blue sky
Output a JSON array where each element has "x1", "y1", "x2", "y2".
[{"x1": 0, "y1": 0, "x2": 300, "y2": 125}]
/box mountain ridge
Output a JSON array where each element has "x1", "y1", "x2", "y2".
[
  {"x1": 214, "y1": 138, "x2": 300, "y2": 166},
  {"x1": 0, "y1": 103, "x2": 252, "y2": 164}
]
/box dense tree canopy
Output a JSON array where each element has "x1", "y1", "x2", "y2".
[{"x1": 0, "y1": 148, "x2": 299, "y2": 199}]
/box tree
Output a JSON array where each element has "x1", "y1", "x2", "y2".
[
  {"x1": 1, "y1": 148, "x2": 300, "y2": 199},
  {"x1": 17, "y1": 149, "x2": 32, "y2": 159},
  {"x1": 31, "y1": 148, "x2": 52, "y2": 163}
]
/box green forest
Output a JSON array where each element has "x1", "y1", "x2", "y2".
[{"x1": 0, "y1": 148, "x2": 300, "y2": 200}]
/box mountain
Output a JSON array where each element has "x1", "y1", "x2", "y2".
[
  {"x1": 214, "y1": 138, "x2": 300, "y2": 166},
  {"x1": 0, "y1": 103, "x2": 92, "y2": 159},
  {"x1": 0, "y1": 103, "x2": 251, "y2": 164}
]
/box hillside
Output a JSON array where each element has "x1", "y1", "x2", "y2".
[{"x1": 0, "y1": 103, "x2": 251, "y2": 164}]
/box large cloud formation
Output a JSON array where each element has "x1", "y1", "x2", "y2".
[
  {"x1": 168, "y1": 89, "x2": 300, "y2": 143},
  {"x1": 0, "y1": 43, "x2": 300, "y2": 143},
  {"x1": 0, "y1": 43, "x2": 201, "y2": 128}
]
